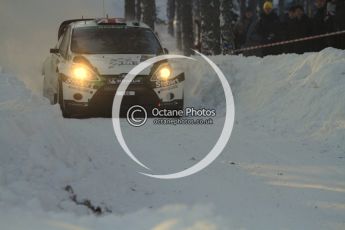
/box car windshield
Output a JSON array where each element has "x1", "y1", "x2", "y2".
[{"x1": 71, "y1": 27, "x2": 163, "y2": 54}]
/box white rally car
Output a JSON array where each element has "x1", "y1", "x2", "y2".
[{"x1": 43, "y1": 18, "x2": 184, "y2": 117}]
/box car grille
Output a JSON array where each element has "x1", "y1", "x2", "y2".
[{"x1": 102, "y1": 74, "x2": 148, "y2": 85}]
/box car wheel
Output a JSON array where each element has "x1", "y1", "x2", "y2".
[
  {"x1": 43, "y1": 76, "x2": 57, "y2": 105},
  {"x1": 43, "y1": 76, "x2": 50, "y2": 101},
  {"x1": 168, "y1": 99, "x2": 184, "y2": 117},
  {"x1": 175, "y1": 95, "x2": 184, "y2": 111},
  {"x1": 43, "y1": 76, "x2": 47, "y2": 98},
  {"x1": 58, "y1": 79, "x2": 72, "y2": 118},
  {"x1": 177, "y1": 101, "x2": 184, "y2": 114}
]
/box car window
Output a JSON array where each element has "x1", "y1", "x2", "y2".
[
  {"x1": 55, "y1": 36, "x2": 63, "y2": 50},
  {"x1": 59, "y1": 27, "x2": 71, "y2": 58},
  {"x1": 71, "y1": 27, "x2": 163, "y2": 55}
]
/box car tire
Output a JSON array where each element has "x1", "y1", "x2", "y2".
[
  {"x1": 58, "y1": 78, "x2": 72, "y2": 118},
  {"x1": 174, "y1": 100, "x2": 184, "y2": 111},
  {"x1": 43, "y1": 76, "x2": 50, "y2": 102},
  {"x1": 43, "y1": 76, "x2": 57, "y2": 105},
  {"x1": 175, "y1": 95, "x2": 184, "y2": 111},
  {"x1": 169, "y1": 99, "x2": 184, "y2": 117},
  {"x1": 43, "y1": 76, "x2": 47, "y2": 98}
]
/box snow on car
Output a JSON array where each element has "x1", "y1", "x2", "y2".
[{"x1": 42, "y1": 18, "x2": 184, "y2": 117}]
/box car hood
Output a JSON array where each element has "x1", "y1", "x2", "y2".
[{"x1": 81, "y1": 54, "x2": 155, "y2": 75}]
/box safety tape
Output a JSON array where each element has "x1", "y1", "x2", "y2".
[{"x1": 231, "y1": 29, "x2": 345, "y2": 54}]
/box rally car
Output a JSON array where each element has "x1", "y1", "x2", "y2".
[{"x1": 42, "y1": 18, "x2": 184, "y2": 117}]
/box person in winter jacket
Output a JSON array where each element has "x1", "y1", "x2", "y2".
[
  {"x1": 312, "y1": 0, "x2": 329, "y2": 51},
  {"x1": 290, "y1": 5, "x2": 313, "y2": 54},
  {"x1": 234, "y1": 7, "x2": 256, "y2": 49},
  {"x1": 334, "y1": 0, "x2": 345, "y2": 49},
  {"x1": 242, "y1": 14, "x2": 262, "y2": 56},
  {"x1": 281, "y1": 6, "x2": 297, "y2": 53},
  {"x1": 256, "y1": 1, "x2": 281, "y2": 56}
]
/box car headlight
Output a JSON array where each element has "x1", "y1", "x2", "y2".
[
  {"x1": 70, "y1": 65, "x2": 98, "y2": 81},
  {"x1": 153, "y1": 64, "x2": 173, "y2": 81},
  {"x1": 157, "y1": 66, "x2": 172, "y2": 80}
]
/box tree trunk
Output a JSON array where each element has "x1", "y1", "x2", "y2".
[
  {"x1": 193, "y1": 0, "x2": 201, "y2": 51},
  {"x1": 167, "y1": 0, "x2": 175, "y2": 36},
  {"x1": 175, "y1": 0, "x2": 183, "y2": 50},
  {"x1": 193, "y1": 0, "x2": 201, "y2": 20},
  {"x1": 257, "y1": 0, "x2": 264, "y2": 14},
  {"x1": 240, "y1": 0, "x2": 246, "y2": 20},
  {"x1": 306, "y1": 0, "x2": 313, "y2": 17},
  {"x1": 125, "y1": 0, "x2": 136, "y2": 21},
  {"x1": 278, "y1": 0, "x2": 285, "y2": 20},
  {"x1": 200, "y1": 0, "x2": 221, "y2": 55},
  {"x1": 180, "y1": 0, "x2": 194, "y2": 56},
  {"x1": 142, "y1": 0, "x2": 156, "y2": 30},
  {"x1": 248, "y1": 0, "x2": 258, "y2": 13},
  {"x1": 136, "y1": 0, "x2": 142, "y2": 21},
  {"x1": 220, "y1": 0, "x2": 236, "y2": 54}
]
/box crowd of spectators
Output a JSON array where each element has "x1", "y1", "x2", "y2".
[{"x1": 234, "y1": 0, "x2": 345, "y2": 56}]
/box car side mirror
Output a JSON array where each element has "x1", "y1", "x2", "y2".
[
  {"x1": 50, "y1": 48, "x2": 59, "y2": 54},
  {"x1": 163, "y1": 48, "x2": 169, "y2": 54}
]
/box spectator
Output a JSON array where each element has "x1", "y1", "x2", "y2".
[
  {"x1": 281, "y1": 6, "x2": 297, "y2": 53},
  {"x1": 326, "y1": 0, "x2": 337, "y2": 33},
  {"x1": 284, "y1": 6, "x2": 297, "y2": 40},
  {"x1": 236, "y1": 0, "x2": 344, "y2": 56},
  {"x1": 334, "y1": 0, "x2": 345, "y2": 49},
  {"x1": 256, "y1": 1, "x2": 281, "y2": 56},
  {"x1": 312, "y1": 0, "x2": 329, "y2": 51},
  {"x1": 234, "y1": 7, "x2": 257, "y2": 49},
  {"x1": 291, "y1": 5, "x2": 313, "y2": 53}
]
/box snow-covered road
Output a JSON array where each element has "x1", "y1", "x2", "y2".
[{"x1": 1, "y1": 48, "x2": 345, "y2": 229}]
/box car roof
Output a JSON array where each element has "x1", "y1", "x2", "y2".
[
  {"x1": 58, "y1": 18, "x2": 151, "y2": 38},
  {"x1": 73, "y1": 20, "x2": 150, "y2": 29}
]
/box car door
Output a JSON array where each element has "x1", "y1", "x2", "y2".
[
  {"x1": 43, "y1": 35, "x2": 63, "y2": 103},
  {"x1": 47, "y1": 26, "x2": 71, "y2": 97}
]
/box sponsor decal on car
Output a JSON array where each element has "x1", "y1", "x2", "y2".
[
  {"x1": 109, "y1": 58, "x2": 140, "y2": 68},
  {"x1": 107, "y1": 77, "x2": 142, "y2": 85}
]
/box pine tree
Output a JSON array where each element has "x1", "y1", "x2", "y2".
[
  {"x1": 167, "y1": 0, "x2": 175, "y2": 36},
  {"x1": 142, "y1": 0, "x2": 156, "y2": 30},
  {"x1": 220, "y1": 0, "x2": 236, "y2": 54},
  {"x1": 125, "y1": 0, "x2": 136, "y2": 21},
  {"x1": 180, "y1": 0, "x2": 194, "y2": 56},
  {"x1": 200, "y1": 0, "x2": 221, "y2": 55}
]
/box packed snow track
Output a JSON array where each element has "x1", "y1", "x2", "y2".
[{"x1": 0, "y1": 48, "x2": 345, "y2": 229}]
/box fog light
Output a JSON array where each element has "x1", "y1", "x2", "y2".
[{"x1": 169, "y1": 93, "x2": 175, "y2": 100}]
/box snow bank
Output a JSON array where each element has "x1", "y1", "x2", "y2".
[
  {"x1": 1, "y1": 48, "x2": 345, "y2": 229},
  {"x1": 187, "y1": 48, "x2": 345, "y2": 145}
]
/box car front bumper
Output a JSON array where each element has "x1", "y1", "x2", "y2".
[{"x1": 61, "y1": 74, "x2": 184, "y2": 116}]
